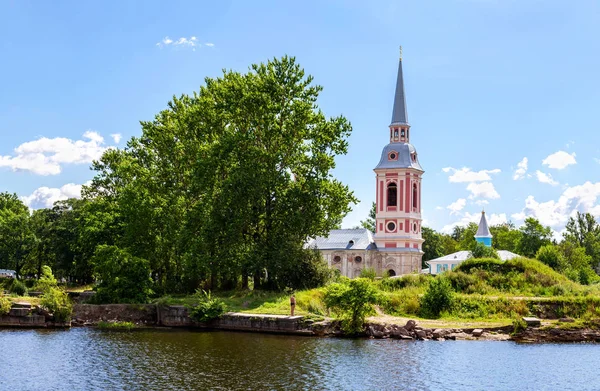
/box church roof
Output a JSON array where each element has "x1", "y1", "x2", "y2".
[
  {"x1": 306, "y1": 228, "x2": 377, "y2": 250},
  {"x1": 426, "y1": 251, "x2": 472, "y2": 263},
  {"x1": 390, "y1": 57, "x2": 409, "y2": 126},
  {"x1": 374, "y1": 142, "x2": 423, "y2": 171},
  {"x1": 475, "y1": 211, "x2": 492, "y2": 238}
]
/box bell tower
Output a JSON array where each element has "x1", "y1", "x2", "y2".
[{"x1": 373, "y1": 48, "x2": 424, "y2": 276}]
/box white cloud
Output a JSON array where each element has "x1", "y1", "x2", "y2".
[
  {"x1": 542, "y1": 150, "x2": 577, "y2": 169},
  {"x1": 512, "y1": 181, "x2": 600, "y2": 228},
  {"x1": 111, "y1": 133, "x2": 122, "y2": 144},
  {"x1": 21, "y1": 183, "x2": 85, "y2": 209},
  {"x1": 474, "y1": 199, "x2": 489, "y2": 206},
  {"x1": 442, "y1": 167, "x2": 501, "y2": 183},
  {"x1": 156, "y1": 36, "x2": 210, "y2": 51},
  {"x1": 0, "y1": 131, "x2": 108, "y2": 176},
  {"x1": 535, "y1": 170, "x2": 559, "y2": 186},
  {"x1": 447, "y1": 198, "x2": 466, "y2": 215},
  {"x1": 513, "y1": 157, "x2": 528, "y2": 180},
  {"x1": 466, "y1": 182, "x2": 500, "y2": 199}
]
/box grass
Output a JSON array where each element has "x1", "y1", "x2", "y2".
[{"x1": 97, "y1": 321, "x2": 136, "y2": 330}]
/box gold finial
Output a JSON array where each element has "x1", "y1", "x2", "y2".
[{"x1": 399, "y1": 46, "x2": 403, "y2": 60}]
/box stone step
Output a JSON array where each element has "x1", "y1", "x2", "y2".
[
  {"x1": 523, "y1": 317, "x2": 541, "y2": 327},
  {"x1": 11, "y1": 302, "x2": 32, "y2": 309}
]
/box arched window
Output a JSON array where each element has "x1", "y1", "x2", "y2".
[
  {"x1": 412, "y1": 183, "x2": 418, "y2": 209},
  {"x1": 333, "y1": 256, "x2": 341, "y2": 263},
  {"x1": 387, "y1": 183, "x2": 397, "y2": 206},
  {"x1": 394, "y1": 129, "x2": 398, "y2": 137},
  {"x1": 401, "y1": 129, "x2": 405, "y2": 137}
]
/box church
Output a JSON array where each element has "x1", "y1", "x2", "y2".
[{"x1": 306, "y1": 50, "x2": 424, "y2": 278}]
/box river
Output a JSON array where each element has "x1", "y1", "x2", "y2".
[{"x1": 0, "y1": 328, "x2": 598, "y2": 390}]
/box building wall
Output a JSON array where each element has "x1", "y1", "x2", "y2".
[{"x1": 320, "y1": 249, "x2": 420, "y2": 278}]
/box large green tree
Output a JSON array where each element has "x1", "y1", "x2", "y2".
[
  {"x1": 563, "y1": 212, "x2": 600, "y2": 270},
  {"x1": 86, "y1": 56, "x2": 357, "y2": 292}
]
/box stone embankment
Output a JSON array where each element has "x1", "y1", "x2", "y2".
[
  {"x1": 0, "y1": 302, "x2": 69, "y2": 328},
  {"x1": 364, "y1": 320, "x2": 512, "y2": 341}
]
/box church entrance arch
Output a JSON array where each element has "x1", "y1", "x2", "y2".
[{"x1": 387, "y1": 269, "x2": 396, "y2": 277}]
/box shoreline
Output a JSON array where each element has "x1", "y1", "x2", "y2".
[{"x1": 3, "y1": 302, "x2": 600, "y2": 343}]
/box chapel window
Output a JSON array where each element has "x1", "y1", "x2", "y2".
[{"x1": 412, "y1": 183, "x2": 417, "y2": 209}]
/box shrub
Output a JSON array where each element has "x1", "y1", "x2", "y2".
[
  {"x1": 420, "y1": 277, "x2": 454, "y2": 318},
  {"x1": 9, "y1": 279, "x2": 27, "y2": 296},
  {"x1": 512, "y1": 317, "x2": 528, "y2": 334},
  {"x1": 323, "y1": 278, "x2": 378, "y2": 335},
  {"x1": 380, "y1": 273, "x2": 431, "y2": 291},
  {"x1": 188, "y1": 290, "x2": 227, "y2": 322},
  {"x1": 34, "y1": 265, "x2": 58, "y2": 293},
  {"x1": 536, "y1": 244, "x2": 563, "y2": 270},
  {"x1": 359, "y1": 268, "x2": 376, "y2": 280},
  {"x1": 40, "y1": 287, "x2": 73, "y2": 323},
  {"x1": 0, "y1": 297, "x2": 11, "y2": 315},
  {"x1": 92, "y1": 245, "x2": 154, "y2": 304}
]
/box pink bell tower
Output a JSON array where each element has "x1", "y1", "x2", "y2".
[{"x1": 373, "y1": 47, "x2": 424, "y2": 276}]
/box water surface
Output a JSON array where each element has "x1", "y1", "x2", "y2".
[{"x1": 0, "y1": 328, "x2": 598, "y2": 390}]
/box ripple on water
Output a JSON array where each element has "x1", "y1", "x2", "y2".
[{"x1": 1, "y1": 329, "x2": 600, "y2": 391}]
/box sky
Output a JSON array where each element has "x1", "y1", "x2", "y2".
[{"x1": 1, "y1": 0, "x2": 600, "y2": 237}]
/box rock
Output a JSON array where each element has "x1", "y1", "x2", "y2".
[
  {"x1": 11, "y1": 302, "x2": 32, "y2": 309},
  {"x1": 390, "y1": 327, "x2": 410, "y2": 338},
  {"x1": 400, "y1": 335, "x2": 414, "y2": 340},
  {"x1": 415, "y1": 330, "x2": 427, "y2": 339},
  {"x1": 9, "y1": 308, "x2": 30, "y2": 317},
  {"x1": 523, "y1": 317, "x2": 541, "y2": 327},
  {"x1": 404, "y1": 320, "x2": 417, "y2": 332},
  {"x1": 432, "y1": 329, "x2": 448, "y2": 339},
  {"x1": 446, "y1": 332, "x2": 469, "y2": 340},
  {"x1": 368, "y1": 326, "x2": 385, "y2": 339},
  {"x1": 472, "y1": 329, "x2": 484, "y2": 337}
]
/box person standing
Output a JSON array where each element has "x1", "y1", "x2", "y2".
[{"x1": 290, "y1": 294, "x2": 296, "y2": 316}]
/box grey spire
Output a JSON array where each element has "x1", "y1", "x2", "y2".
[
  {"x1": 390, "y1": 53, "x2": 409, "y2": 126},
  {"x1": 475, "y1": 210, "x2": 492, "y2": 238}
]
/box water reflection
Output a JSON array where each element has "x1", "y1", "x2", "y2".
[{"x1": 0, "y1": 328, "x2": 598, "y2": 390}]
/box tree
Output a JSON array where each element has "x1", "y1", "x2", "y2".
[
  {"x1": 360, "y1": 202, "x2": 376, "y2": 233},
  {"x1": 471, "y1": 241, "x2": 499, "y2": 259},
  {"x1": 324, "y1": 278, "x2": 378, "y2": 335},
  {"x1": 422, "y1": 227, "x2": 445, "y2": 266},
  {"x1": 92, "y1": 245, "x2": 153, "y2": 303},
  {"x1": 517, "y1": 217, "x2": 552, "y2": 258},
  {"x1": 86, "y1": 56, "x2": 357, "y2": 292},
  {"x1": 536, "y1": 244, "x2": 563, "y2": 270},
  {"x1": 490, "y1": 222, "x2": 522, "y2": 253},
  {"x1": 563, "y1": 212, "x2": 600, "y2": 270},
  {"x1": 457, "y1": 223, "x2": 478, "y2": 251},
  {"x1": 0, "y1": 193, "x2": 34, "y2": 279}
]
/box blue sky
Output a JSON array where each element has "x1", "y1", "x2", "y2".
[{"x1": 2, "y1": 0, "x2": 600, "y2": 236}]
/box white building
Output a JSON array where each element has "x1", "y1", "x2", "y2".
[{"x1": 426, "y1": 211, "x2": 520, "y2": 274}]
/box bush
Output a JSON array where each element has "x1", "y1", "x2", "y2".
[
  {"x1": 380, "y1": 273, "x2": 431, "y2": 291},
  {"x1": 0, "y1": 297, "x2": 11, "y2": 315},
  {"x1": 359, "y1": 268, "x2": 376, "y2": 280},
  {"x1": 40, "y1": 287, "x2": 73, "y2": 322},
  {"x1": 420, "y1": 277, "x2": 454, "y2": 318},
  {"x1": 9, "y1": 279, "x2": 27, "y2": 296},
  {"x1": 188, "y1": 290, "x2": 227, "y2": 322},
  {"x1": 92, "y1": 245, "x2": 154, "y2": 304},
  {"x1": 512, "y1": 317, "x2": 528, "y2": 334},
  {"x1": 34, "y1": 265, "x2": 58, "y2": 293},
  {"x1": 324, "y1": 278, "x2": 378, "y2": 335}
]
